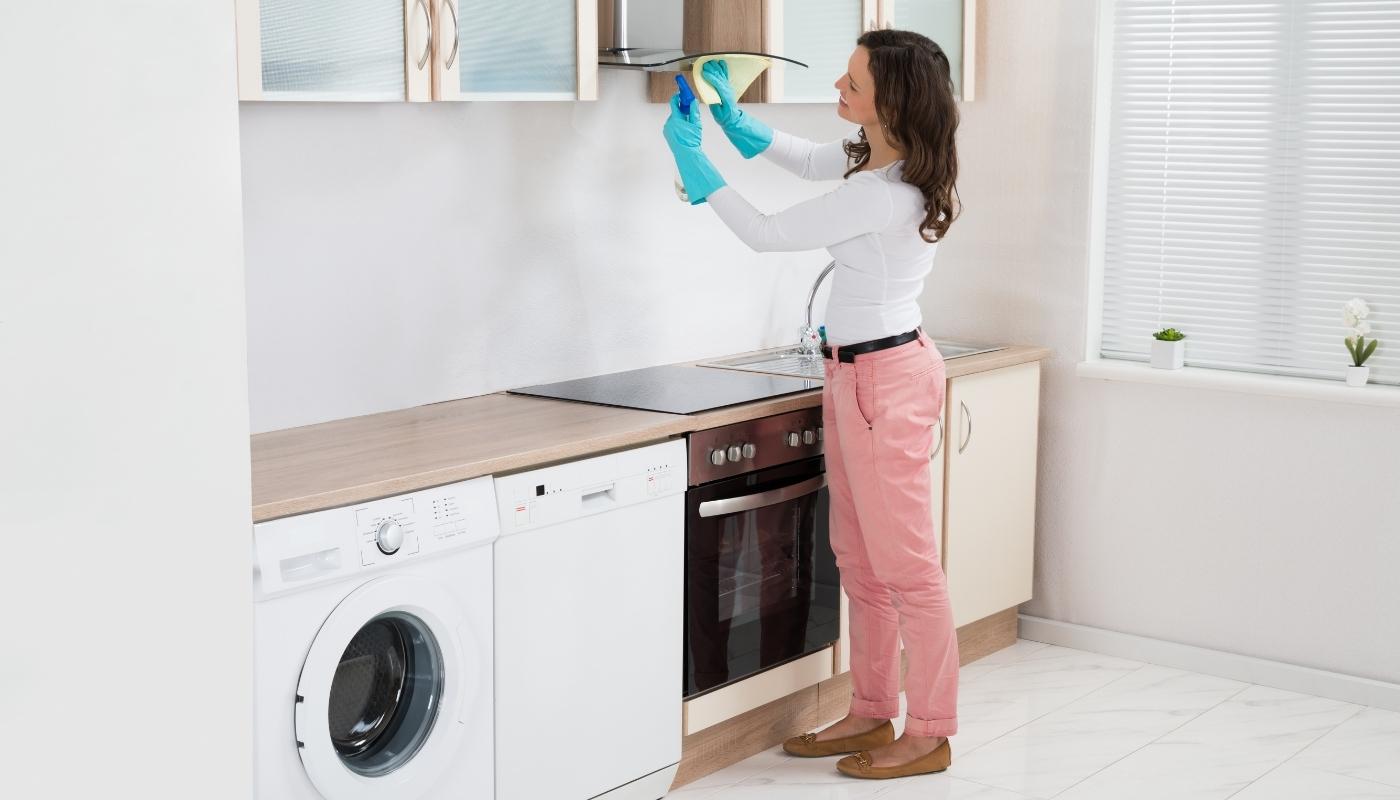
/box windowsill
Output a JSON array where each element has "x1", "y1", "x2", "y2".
[{"x1": 1076, "y1": 359, "x2": 1400, "y2": 408}]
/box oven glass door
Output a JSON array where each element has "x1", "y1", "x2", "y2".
[{"x1": 684, "y1": 456, "x2": 839, "y2": 698}]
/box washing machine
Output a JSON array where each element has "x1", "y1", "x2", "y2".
[{"x1": 253, "y1": 475, "x2": 497, "y2": 799}]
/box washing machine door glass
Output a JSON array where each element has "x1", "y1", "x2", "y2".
[
  {"x1": 329, "y1": 612, "x2": 443, "y2": 776},
  {"x1": 296, "y1": 574, "x2": 476, "y2": 800}
]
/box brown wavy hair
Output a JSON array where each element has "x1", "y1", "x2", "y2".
[{"x1": 842, "y1": 29, "x2": 961, "y2": 243}]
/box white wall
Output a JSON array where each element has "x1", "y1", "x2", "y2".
[
  {"x1": 239, "y1": 71, "x2": 857, "y2": 432},
  {"x1": 0, "y1": 3, "x2": 253, "y2": 796},
  {"x1": 926, "y1": 0, "x2": 1400, "y2": 684}
]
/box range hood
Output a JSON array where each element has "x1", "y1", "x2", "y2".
[{"x1": 598, "y1": 0, "x2": 808, "y2": 72}]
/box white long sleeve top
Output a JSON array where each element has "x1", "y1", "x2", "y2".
[{"x1": 706, "y1": 128, "x2": 937, "y2": 346}]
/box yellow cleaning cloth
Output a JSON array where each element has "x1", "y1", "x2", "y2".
[{"x1": 691, "y1": 54, "x2": 772, "y2": 106}]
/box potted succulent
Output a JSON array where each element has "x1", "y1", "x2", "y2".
[
  {"x1": 1151, "y1": 327, "x2": 1186, "y2": 369},
  {"x1": 1343, "y1": 298, "x2": 1379, "y2": 387}
]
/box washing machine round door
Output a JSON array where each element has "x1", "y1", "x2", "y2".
[{"x1": 295, "y1": 574, "x2": 476, "y2": 800}]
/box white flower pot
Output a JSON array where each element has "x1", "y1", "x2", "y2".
[
  {"x1": 1346, "y1": 365, "x2": 1370, "y2": 387},
  {"x1": 1151, "y1": 339, "x2": 1185, "y2": 369}
]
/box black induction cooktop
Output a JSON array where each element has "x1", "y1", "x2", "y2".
[{"x1": 508, "y1": 365, "x2": 821, "y2": 415}]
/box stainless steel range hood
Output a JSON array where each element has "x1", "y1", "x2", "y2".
[{"x1": 598, "y1": 0, "x2": 807, "y2": 72}]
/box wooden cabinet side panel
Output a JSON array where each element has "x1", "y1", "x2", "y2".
[
  {"x1": 577, "y1": 0, "x2": 599, "y2": 100},
  {"x1": 234, "y1": 0, "x2": 263, "y2": 100}
]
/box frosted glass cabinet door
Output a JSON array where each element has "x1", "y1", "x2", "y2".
[
  {"x1": 235, "y1": 0, "x2": 434, "y2": 101},
  {"x1": 433, "y1": 0, "x2": 598, "y2": 101},
  {"x1": 766, "y1": 0, "x2": 877, "y2": 103},
  {"x1": 879, "y1": 0, "x2": 975, "y2": 100}
]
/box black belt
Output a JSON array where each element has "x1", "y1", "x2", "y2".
[{"x1": 821, "y1": 327, "x2": 921, "y2": 363}]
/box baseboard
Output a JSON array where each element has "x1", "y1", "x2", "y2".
[{"x1": 1017, "y1": 614, "x2": 1400, "y2": 712}]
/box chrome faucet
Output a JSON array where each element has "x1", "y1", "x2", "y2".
[{"x1": 798, "y1": 260, "x2": 836, "y2": 357}]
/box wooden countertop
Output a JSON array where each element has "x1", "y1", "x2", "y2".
[{"x1": 251, "y1": 344, "x2": 1052, "y2": 522}]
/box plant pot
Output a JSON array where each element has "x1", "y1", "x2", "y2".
[
  {"x1": 1346, "y1": 365, "x2": 1370, "y2": 387},
  {"x1": 1151, "y1": 338, "x2": 1185, "y2": 369}
]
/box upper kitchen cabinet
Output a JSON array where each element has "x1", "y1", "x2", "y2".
[
  {"x1": 876, "y1": 0, "x2": 975, "y2": 100},
  {"x1": 433, "y1": 0, "x2": 598, "y2": 101},
  {"x1": 765, "y1": 0, "x2": 876, "y2": 103},
  {"x1": 235, "y1": 0, "x2": 434, "y2": 101},
  {"x1": 235, "y1": 0, "x2": 598, "y2": 102},
  {"x1": 770, "y1": 0, "x2": 975, "y2": 102}
]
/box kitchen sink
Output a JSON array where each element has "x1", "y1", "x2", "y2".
[{"x1": 699, "y1": 340, "x2": 1006, "y2": 381}]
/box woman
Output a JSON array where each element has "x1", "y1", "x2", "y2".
[{"x1": 662, "y1": 30, "x2": 961, "y2": 780}]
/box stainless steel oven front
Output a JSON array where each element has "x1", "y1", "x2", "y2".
[{"x1": 684, "y1": 407, "x2": 840, "y2": 699}]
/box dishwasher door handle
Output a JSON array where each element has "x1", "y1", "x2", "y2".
[{"x1": 698, "y1": 474, "x2": 828, "y2": 518}]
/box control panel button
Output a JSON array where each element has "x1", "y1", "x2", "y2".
[
  {"x1": 376, "y1": 520, "x2": 404, "y2": 555},
  {"x1": 742, "y1": 443, "x2": 756, "y2": 459},
  {"x1": 727, "y1": 445, "x2": 743, "y2": 463},
  {"x1": 786, "y1": 432, "x2": 801, "y2": 447},
  {"x1": 817, "y1": 427, "x2": 824, "y2": 442},
  {"x1": 803, "y1": 429, "x2": 816, "y2": 446},
  {"x1": 709, "y1": 449, "x2": 726, "y2": 467}
]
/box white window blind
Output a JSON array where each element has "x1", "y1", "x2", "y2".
[{"x1": 1100, "y1": 0, "x2": 1400, "y2": 386}]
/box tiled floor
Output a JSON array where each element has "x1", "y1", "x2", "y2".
[{"x1": 666, "y1": 640, "x2": 1400, "y2": 800}]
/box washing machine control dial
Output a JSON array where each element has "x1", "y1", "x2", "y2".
[{"x1": 375, "y1": 520, "x2": 404, "y2": 555}]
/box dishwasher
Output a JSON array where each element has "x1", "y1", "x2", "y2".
[{"x1": 493, "y1": 439, "x2": 687, "y2": 800}]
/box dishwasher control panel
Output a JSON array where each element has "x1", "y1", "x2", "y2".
[{"x1": 494, "y1": 439, "x2": 688, "y2": 536}]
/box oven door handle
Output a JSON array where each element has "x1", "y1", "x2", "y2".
[{"x1": 697, "y1": 474, "x2": 828, "y2": 518}]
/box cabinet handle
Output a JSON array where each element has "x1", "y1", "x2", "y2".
[
  {"x1": 440, "y1": 0, "x2": 459, "y2": 70},
  {"x1": 930, "y1": 417, "x2": 944, "y2": 459},
  {"x1": 958, "y1": 400, "x2": 972, "y2": 454},
  {"x1": 415, "y1": 0, "x2": 433, "y2": 70}
]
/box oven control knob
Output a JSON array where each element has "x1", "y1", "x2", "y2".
[
  {"x1": 817, "y1": 426, "x2": 825, "y2": 442},
  {"x1": 709, "y1": 448, "x2": 727, "y2": 467},
  {"x1": 727, "y1": 445, "x2": 743, "y2": 463},
  {"x1": 742, "y1": 443, "x2": 757, "y2": 459},
  {"x1": 786, "y1": 432, "x2": 801, "y2": 447},
  {"x1": 803, "y1": 429, "x2": 816, "y2": 445},
  {"x1": 375, "y1": 520, "x2": 403, "y2": 555}
]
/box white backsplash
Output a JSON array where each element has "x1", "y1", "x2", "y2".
[{"x1": 240, "y1": 70, "x2": 866, "y2": 432}]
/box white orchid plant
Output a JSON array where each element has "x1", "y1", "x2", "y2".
[{"x1": 1343, "y1": 298, "x2": 1379, "y2": 368}]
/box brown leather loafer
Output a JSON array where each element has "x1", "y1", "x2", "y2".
[
  {"x1": 782, "y1": 721, "x2": 896, "y2": 758},
  {"x1": 836, "y1": 738, "x2": 952, "y2": 779}
]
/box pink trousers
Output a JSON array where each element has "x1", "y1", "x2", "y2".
[{"x1": 822, "y1": 330, "x2": 959, "y2": 738}]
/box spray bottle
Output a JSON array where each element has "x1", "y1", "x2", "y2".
[{"x1": 673, "y1": 74, "x2": 697, "y2": 203}]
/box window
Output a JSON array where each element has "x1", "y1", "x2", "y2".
[{"x1": 1096, "y1": 0, "x2": 1400, "y2": 386}]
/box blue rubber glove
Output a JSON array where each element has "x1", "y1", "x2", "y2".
[
  {"x1": 702, "y1": 59, "x2": 773, "y2": 159},
  {"x1": 662, "y1": 93, "x2": 726, "y2": 205}
]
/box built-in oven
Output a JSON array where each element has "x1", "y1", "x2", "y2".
[{"x1": 684, "y1": 407, "x2": 840, "y2": 699}]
